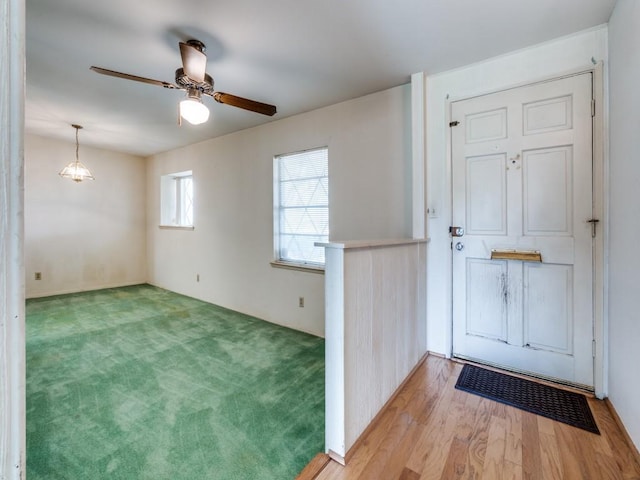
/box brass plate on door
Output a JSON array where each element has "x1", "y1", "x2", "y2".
[{"x1": 490, "y1": 249, "x2": 542, "y2": 262}]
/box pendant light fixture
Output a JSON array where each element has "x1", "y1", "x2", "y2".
[{"x1": 59, "y1": 124, "x2": 95, "y2": 182}]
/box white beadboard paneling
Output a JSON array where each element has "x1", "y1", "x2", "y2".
[
  {"x1": 321, "y1": 239, "x2": 428, "y2": 459},
  {"x1": 345, "y1": 249, "x2": 374, "y2": 446}
]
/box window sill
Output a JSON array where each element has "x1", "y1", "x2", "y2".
[
  {"x1": 270, "y1": 261, "x2": 325, "y2": 274},
  {"x1": 158, "y1": 225, "x2": 195, "y2": 231}
]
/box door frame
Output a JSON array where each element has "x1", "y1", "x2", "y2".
[
  {"x1": 1, "y1": 0, "x2": 27, "y2": 476},
  {"x1": 445, "y1": 64, "x2": 607, "y2": 398}
]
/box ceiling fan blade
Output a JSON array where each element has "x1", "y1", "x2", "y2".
[
  {"x1": 211, "y1": 92, "x2": 277, "y2": 116},
  {"x1": 91, "y1": 66, "x2": 179, "y2": 89},
  {"x1": 179, "y1": 42, "x2": 207, "y2": 83}
]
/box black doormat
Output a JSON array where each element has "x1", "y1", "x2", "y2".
[{"x1": 455, "y1": 364, "x2": 600, "y2": 434}]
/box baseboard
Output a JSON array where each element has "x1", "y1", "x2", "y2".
[
  {"x1": 145, "y1": 281, "x2": 326, "y2": 338},
  {"x1": 328, "y1": 449, "x2": 345, "y2": 466},
  {"x1": 604, "y1": 398, "x2": 640, "y2": 467},
  {"x1": 342, "y1": 352, "x2": 430, "y2": 464},
  {"x1": 26, "y1": 281, "x2": 148, "y2": 299},
  {"x1": 426, "y1": 350, "x2": 447, "y2": 359}
]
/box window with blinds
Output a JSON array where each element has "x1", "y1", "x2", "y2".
[{"x1": 274, "y1": 147, "x2": 328, "y2": 267}]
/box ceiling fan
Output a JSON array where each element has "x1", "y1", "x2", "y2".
[{"x1": 91, "y1": 40, "x2": 277, "y2": 125}]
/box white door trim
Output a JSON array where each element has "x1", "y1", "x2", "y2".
[
  {"x1": 445, "y1": 64, "x2": 607, "y2": 398},
  {"x1": 1, "y1": 0, "x2": 26, "y2": 476},
  {"x1": 591, "y1": 62, "x2": 607, "y2": 399}
]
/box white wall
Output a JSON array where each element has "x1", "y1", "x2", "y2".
[
  {"x1": 25, "y1": 134, "x2": 147, "y2": 297},
  {"x1": 607, "y1": 0, "x2": 640, "y2": 451},
  {"x1": 424, "y1": 26, "x2": 608, "y2": 356},
  {"x1": 147, "y1": 85, "x2": 412, "y2": 337}
]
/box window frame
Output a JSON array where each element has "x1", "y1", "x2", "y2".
[
  {"x1": 273, "y1": 147, "x2": 328, "y2": 272},
  {"x1": 159, "y1": 170, "x2": 194, "y2": 229}
]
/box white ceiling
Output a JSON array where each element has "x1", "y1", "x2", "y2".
[{"x1": 25, "y1": 0, "x2": 616, "y2": 157}]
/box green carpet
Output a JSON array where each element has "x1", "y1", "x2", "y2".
[{"x1": 26, "y1": 284, "x2": 325, "y2": 479}]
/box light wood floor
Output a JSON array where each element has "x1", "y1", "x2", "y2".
[{"x1": 312, "y1": 355, "x2": 640, "y2": 480}]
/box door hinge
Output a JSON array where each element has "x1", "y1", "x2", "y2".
[
  {"x1": 591, "y1": 99, "x2": 596, "y2": 117},
  {"x1": 588, "y1": 218, "x2": 600, "y2": 238},
  {"x1": 592, "y1": 340, "x2": 596, "y2": 358},
  {"x1": 449, "y1": 121, "x2": 460, "y2": 127}
]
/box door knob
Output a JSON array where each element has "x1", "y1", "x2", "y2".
[{"x1": 455, "y1": 242, "x2": 464, "y2": 251}]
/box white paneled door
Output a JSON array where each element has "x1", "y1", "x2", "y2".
[{"x1": 451, "y1": 73, "x2": 595, "y2": 388}]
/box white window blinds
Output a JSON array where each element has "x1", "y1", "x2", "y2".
[{"x1": 275, "y1": 148, "x2": 328, "y2": 266}]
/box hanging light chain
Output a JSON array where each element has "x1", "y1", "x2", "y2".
[{"x1": 72, "y1": 124, "x2": 82, "y2": 164}]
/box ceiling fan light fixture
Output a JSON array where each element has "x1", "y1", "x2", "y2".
[
  {"x1": 59, "y1": 124, "x2": 95, "y2": 182},
  {"x1": 180, "y1": 90, "x2": 210, "y2": 125}
]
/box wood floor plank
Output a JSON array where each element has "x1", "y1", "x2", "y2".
[
  {"x1": 399, "y1": 467, "x2": 421, "y2": 480},
  {"x1": 480, "y1": 416, "x2": 507, "y2": 480},
  {"x1": 310, "y1": 355, "x2": 640, "y2": 480},
  {"x1": 404, "y1": 363, "x2": 460, "y2": 471},
  {"x1": 419, "y1": 401, "x2": 466, "y2": 480},
  {"x1": 441, "y1": 436, "x2": 474, "y2": 480},
  {"x1": 553, "y1": 420, "x2": 598, "y2": 479},
  {"x1": 408, "y1": 367, "x2": 464, "y2": 478},
  {"x1": 368, "y1": 377, "x2": 447, "y2": 479},
  {"x1": 467, "y1": 397, "x2": 494, "y2": 476},
  {"x1": 355, "y1": 405, "x2": 419, "y2": 478},
  {"x1": 537, "y1": 416, "x2": 563, "y2": 480},
  {"x1": 521, "y1": 412, "x2": 542, "y2": 480},
  {"x1": 503, "y1": 404, "x2": 522, "y2": 467},
  {"x1": 407, "y1": 368, "x2": 455, "y2": 472}
]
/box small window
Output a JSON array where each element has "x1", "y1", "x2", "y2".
[
  {"x1": 274, "y1": 147, "x2": 328, "y2": 267},
  {"x1": 160, "y1": 170, "x2": 194, "y2": 227}
]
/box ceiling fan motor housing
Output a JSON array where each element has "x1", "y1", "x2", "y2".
[{"x1": 175, "y1": 68, "x2": 215, "y2": 94}]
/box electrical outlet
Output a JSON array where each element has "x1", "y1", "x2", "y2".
[
  {"x1": 196, "y1": 274, "x2": 200, "y2": 282},
  {"x1": 299, "y1": 297, "x2": 304, "y2": 308},
  {"x1": 35, "y1": 272, "x2": 42, "y2": 280}
]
